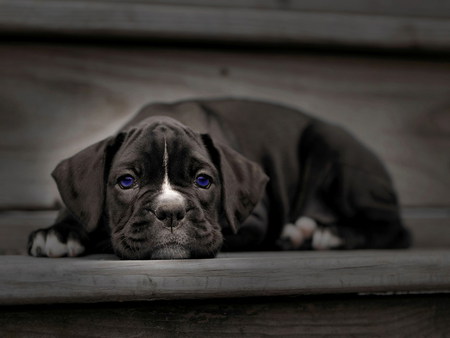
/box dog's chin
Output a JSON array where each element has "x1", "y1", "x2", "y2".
[
  {"x1": 151, "y1": 245, "x2": 191, "y2": 260},
  {"x1": 113, "y1": 243, "x2": 191, "y2": 260},
  {"x1": 114, "y1": 242, "x2": 220, "y2": 260}
]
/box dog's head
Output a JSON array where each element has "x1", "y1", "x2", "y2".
[{"x1": 52, "y1": 117, "x2": 268, "y2": 259}]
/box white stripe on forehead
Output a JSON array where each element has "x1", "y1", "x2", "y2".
[
  {"x1": 158, "y1": 139, "x2": 185, "y2": 203},
  {"x1": 163, "y1": 138, "x2": 169, "y2": 175}
]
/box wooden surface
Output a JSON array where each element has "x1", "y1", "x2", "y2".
[
  {"x1": 1, "y1": 295, "x2": 450, "y2": 337},
  {"x1": 1, "y1": 250, "x2": 450, "y2": 305},
  {"x1": 0, "y1": 1, "x2": 450, "y2": 51},
  {"x1": 1, "y1": 44, "x2": 449, "y2": 210}
]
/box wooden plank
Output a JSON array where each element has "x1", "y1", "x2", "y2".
[
  {"x1": 75, "y1": 0, "x2": 450, "y2": 18},
  {"x1": 0, "y1": 45, "x2": 449, "y2": 209},
  {"x1": 0, "y1": 1, "x2": 450, "y2": 50},
  {"x1": 1, "y1": 295, "x2": 450, "y2": 336},
  {"x1": 2, "y1": 210, "x2": 449, "y2": 255},
  {"x1": 1, "y1": 250, "x2": 450, "y2": 305}
]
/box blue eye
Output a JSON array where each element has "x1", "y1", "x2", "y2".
[
  {"x1": 195, "y1": 175, "x2": 211, "y2": 189},
  {"x1": 118, "y1": 175, "x2": 135, "y2": 189}
]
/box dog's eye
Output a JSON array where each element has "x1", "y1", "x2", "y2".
[
  {"x1": 195, "y1": 175, "x2": 211, "y2": 189},
  {"x1": 118, "y1": 175, "x2": 135, "y2": 189}
]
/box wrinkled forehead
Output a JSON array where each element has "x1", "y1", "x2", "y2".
[{"x1": 113, "y1": 118, "x2": 209, "y2": 167}]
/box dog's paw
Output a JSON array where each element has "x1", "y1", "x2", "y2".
[
  {"x1": 311, "y1": 228, "x2": 343, "y2": 250},
  {"x1": 28, "y1": 228, "x2": 85, "y2": 257},
  {"x1": 277, "y1": 216, "x2": 343, "y2": 250},
  {"x1": 277, "y1": 216, "x2": 317, "y2": 250}
]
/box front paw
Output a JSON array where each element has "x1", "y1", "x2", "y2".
[
  {"x1": 277, "y1": 216, "x2": 343, "y2": 250},
  {"x1": 28, "y1": 227, "x2": 86, "y2": 257}
]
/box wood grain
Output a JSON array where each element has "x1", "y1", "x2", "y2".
[
  {"x1": 1, "y1": 250, "x2": 449, "y2": 305},
  {"x1": 50, "y1": 0, "x2": 450, "y2": 18},
  {"x1": 0, "y1": 1, "x2": 450, "y2": 51},
  {"x1": 0, "y1": 45, "x2": 449, "y2": 209},
  {"x1": 1, "y1": 295, "x2": 449, "y2": 336}
]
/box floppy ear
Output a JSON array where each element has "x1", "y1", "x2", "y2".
[
  {"x1": 52, "y1": 133, "x2": 125, "y2": 232},
  {"x1": 202, "y1": 134, "x2": 269, "y2": 233}
]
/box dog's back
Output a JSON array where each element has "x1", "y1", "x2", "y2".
[{"x1": 130, "y1": 98, "x2": 410, "y2": 250}]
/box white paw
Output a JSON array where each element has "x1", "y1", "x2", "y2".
[
  {"x1": 29, "y1": 230, "x2": 85, "y2": 257},
  {"x1": 279, "y1": 217, "x2": 318, "y2": 249},
  {"x1": 312, "y1": 228, "x2": 343, "y2": 250},
  {"x1": 279, "y1": 216, "x2": 343, "y2": 250},
  {"x1": 295, "y1": 216, "x2": 318, "y2": 238},
  {"x1": 280, "y1": 223, "x2": 305, "y2": 248}
]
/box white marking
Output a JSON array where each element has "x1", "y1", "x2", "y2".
[
  {"x1": 30, "y1": 230, "x2": 85, "y2": 257},
  {"x1": 67, "y1": 238, "x2": 85, "y2": 257},
  {"x1": 280, "y1": 223, "x2": 305, "y2": 248},
  {"x1": 45, "y1": 232, "x2": 68, "y2": 257},
  {"x1": 312, "y1": 229, "x2": 343, "y2": 250},
  {"x1": 295, "y1": 217, "x2": 318, "y2": 238},
  {"x1": 280, "y1": 217, "x2": 318, "y2": 249},
  {"x1": 158, "y1": 139, "x2": 185, "y2": 204},
  {"x1": 30, "y1": 231, "x2": 46, "y2": 256},
  {"x1": 280, "y1": 216, "x2": 343, "y2": 250}
]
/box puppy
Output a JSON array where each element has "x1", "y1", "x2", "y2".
[{"x1": 28, "y1": 99, "x2": 411, "y2": 259}]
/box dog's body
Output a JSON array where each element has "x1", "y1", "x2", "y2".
[{"x1": 28, "y1": 99, "x2": 411, "y2": 259}]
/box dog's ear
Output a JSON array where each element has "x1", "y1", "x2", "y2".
[
  {"x1": 52, "y1": 133, "x2": 125, "y2": 232},
  {"x1": 202, "y1": 134, "x2": 269, "y2": 233}
]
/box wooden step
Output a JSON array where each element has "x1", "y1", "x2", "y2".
[
  {"x1": 1, "y1": 0, "x2": 449, "y2": 51},
  {"x1": 2, "y1": 294, "x2": 450, "y2": 337},
  {"x1": 1, "y1": 250, "x2": 449, "y2": 306}
]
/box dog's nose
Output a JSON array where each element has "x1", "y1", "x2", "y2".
[{"x1": 155, "y1": 201, "x2": 186, "y2": 229}]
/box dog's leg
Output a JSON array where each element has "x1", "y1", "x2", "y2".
[
  {"x1": 277, "y1": 216, "x2": 344, "y2": 250},
  {"x1": 28, "y1": 209, "x2": 88, "y2": 257},
  {"x1": 221, "y1": 198, "x2": 269, "y2": 251}
]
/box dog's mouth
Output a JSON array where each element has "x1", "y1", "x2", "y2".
[{"x1": 117, "y1": 243, "x2": 190, "y2": 260}]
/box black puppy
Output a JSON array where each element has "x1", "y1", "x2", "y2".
[{"x1": 28, "y1": 99, "x2": 410, "y2": 259}]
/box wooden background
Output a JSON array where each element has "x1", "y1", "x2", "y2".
[
  {"x1": 1, "y1": 0, "x2": 450, "y2": 51},
  {"x1": 1, "y1": 44, "x2": 449, "y2": 209},
  {"x1": 0, "y1": 0, "x2": 449, "y2": 253}
]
